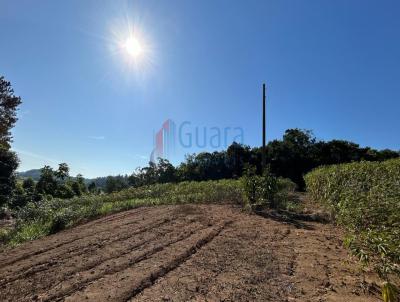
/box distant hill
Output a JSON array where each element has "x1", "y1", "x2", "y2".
[
  {"x1": 16, "y1": 169, "x2": 113, "y2": 189},
  {"x1": 17, "y1": 169, "x2": 42, "y2": 181}
]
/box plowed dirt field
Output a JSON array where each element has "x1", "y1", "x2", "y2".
[{"x1": 0, "y1": 204, "x2": 381, "y2": 302}]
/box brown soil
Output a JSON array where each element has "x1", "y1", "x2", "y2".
[{"x1": 0, "y1": 204, "x2": 381, "y2": 302}]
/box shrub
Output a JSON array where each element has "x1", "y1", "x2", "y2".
[
  {"x1": 49, "y1": 209, "x2": 76, "y2": 234},
  {"x1": 0, "y1": 228, "x2": 10, "y2": 243},
  {"x1": 276, "y1": 177, "x2": 297, "y2": 193},
  {"x1": 8, "y1": 221, "x2": 51, "y2": 246},
  {"x1": 274, "y1": 177, "x2": 299, "y2": 211},
  {"x1": 241, "y1": 166, "x2": 278, "y2": 208},
  {"x1": 55, "y1": 184, "x2": 75, "y2": 199}
]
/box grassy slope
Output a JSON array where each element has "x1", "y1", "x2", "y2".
[{"x1": 1, "y1": 179, "x2": 244, "y2": 246}]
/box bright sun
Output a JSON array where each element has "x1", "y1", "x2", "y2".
[
  {"x1": 124, "y1": 36, "x2": 143, "y2": 57},
  {"x1": 108, "y1": 19, "x2": 153, "y2": 73}
]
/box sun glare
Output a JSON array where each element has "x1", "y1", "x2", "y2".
[
  {"x1": 124, "y1": 36, "x2": 143, "y2": 57},
  {"x1": 107, "y1": 16, "x2": 154, "y2": 78}
]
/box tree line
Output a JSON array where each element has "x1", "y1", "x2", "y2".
[
  {"x1": 12, "y1": 163, "x2": 91, "y2": 208},
  {"x1": 123, "y1": 130, "x2": 398, "y2": 190}
]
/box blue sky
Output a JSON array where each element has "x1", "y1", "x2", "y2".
[{"x1": 1, "y1": 0, "x2": 399, "y2": 177}]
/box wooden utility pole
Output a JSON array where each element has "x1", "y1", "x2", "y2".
[{"x1": 262, "y1": 83, "x2": 266, "y2": 172}]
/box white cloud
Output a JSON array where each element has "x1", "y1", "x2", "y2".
[
  {"x1": 14, "y1": 148, "x2": 59, "y2": 164},
  {"x1": 14, "y1": 148, "x2": 61, "y2": 172},
  {"x1": 88, "y1": 136, "x2": 105, "y2": 140}
]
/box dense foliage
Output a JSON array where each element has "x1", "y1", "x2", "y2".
[
  {"x1": 305, "y1": 159, "x2": 400, "y2": 296},
  {"x1": 0, "y1": 76, "x2": 22, "y2": 207},
  {"x1": 9, "y1": 163, "x2": 89, "y2": 209},
  {"x1": 0, "y1": 148, "x2": 19, "y2": 206},
  {"x1": 125, "y1": 129, "x2": 398, "y2": 191},
  {"x1": 0, "y1": 76, "x2": 22, "y2": 149},
  {"x1": 12, "y1": 129, "x2": 399, "y2": 200}
]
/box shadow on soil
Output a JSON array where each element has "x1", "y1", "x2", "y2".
[
  {"x1": 254, "y1": 208, "x2": 330, "y2": 230},
  {"x1": 254, "y1": 192, "x2": 331, "y2": 229}
]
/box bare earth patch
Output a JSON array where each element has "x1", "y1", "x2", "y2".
[{"x1": 0, "y1": 204, "x2": 381, "y2": 301}]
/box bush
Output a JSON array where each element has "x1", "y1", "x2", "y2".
[
  {"x1": 305, "y1": 159, "x2": 400, "y2": 298},
  {"x1": 276, "y1": 177, "x2": 297, "y2": 193},
  {"x1": 49, "y1": 209, "x2": 76, "y2": 234},
  {"x1": 241, "y1": 166, "x2": 278, "y2": 208},
  {"x1": 274, "y1": 177, "x2": 299, "y2": 211},
  {"x1": 0, "y1": 206, "x2": 12, "y2": 220},
  {"x1": 0, "y1": 228, "x2": 10, "y2": 243},
  {"x1": 55, "y1": 184, "x2": 75, "y2": 199}
]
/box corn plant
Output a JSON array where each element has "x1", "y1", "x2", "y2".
[{"x1": 305, "y1": 158, "x2": 400, "y2": 299}]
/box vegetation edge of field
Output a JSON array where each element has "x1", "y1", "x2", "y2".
[
  {"x1": 0, "y1": 177, "x2": 296, "y2": 248},
  {"x1": 305, "y1": 158, "x2": 400, "y2": 300}
]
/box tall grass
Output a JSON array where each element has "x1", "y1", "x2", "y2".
[
  {"x1": 2, "y1": 179, "x2": 244, "y2": 246},
  {"x1": 1, "y1": 177, "x2": 297, "y2": 247},
  {"x1": 305, "y1": 158, "x2": 400, "y2": 298}
]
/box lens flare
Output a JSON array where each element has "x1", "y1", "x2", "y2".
[
  {"x1": 124, "y1": 36, "x2": 143, "y2": 57},
  {"x1": 107, "y1": 16, "x2": 155, "y2": 77}
]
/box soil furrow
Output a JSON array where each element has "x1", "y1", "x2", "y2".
[
  {"x1": 0, "y1": 217, "x2": 190, "y2": 287},
  {"x1": 0, "y1": 204, "x2": 381, "y2": 302},
  {"x1": 0, "y1": 208, "x2": 173, "y2": 272},
  {"x1": 0, "y1": 217, "x2": 170, "y2": 282},
  {"x1": 130, "y1": 219, "x2": 287, "y2": 302},
  {"x1": 62, "y1": 222, "x2": 230, "y2": 302},
  {"x1": 38, "y1": 224, "x2": 212, "y2": 302},
  {"x1": 125, "y1": 221, "x2": 231, "y2": 301},
  {"x1": 0, "y1": 207, "x2": 157, "y2": 267}
]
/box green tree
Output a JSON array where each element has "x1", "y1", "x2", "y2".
[
  {"x1": 21, "y1": 177, "x2": 37, "y2": 203},
  {"x1": 55, "y1": 163, "x2": 70, "y2": 181},
  {"x1": 226, "y1": 143, "x2": 251, "y2": 178},
  {"x1": 127, "y1": 172, "x2": 140, "y2": 187},
  {"x1": 176, "y1": 154, "x2": 200, "y2": 181},
  {"x1": 0, "y1": 76, "x2": 22, "y2": 149},
  {"x1": 129, "y1": 159, "x2": 177, "y2": 187},
  {"x1": 0, "y1": 76, "x2": 22, "y2": 207},
  {"x1": 141, "y1": 162, "x2": 158, "y2": 184},
  {"x1": 105, "y1": 176, "x2": 117, "y2": 193},
  {"x1": 36, "y1": 166, "x2": 57, "y2": 196},
  {"x1": 0, "y1": 148, "x2": 19, "y2": 207},
  {"x1": 156, "y1": 158, "x2": 177, "y2": 183},
  {"x1": 105, "y1": 176, "x2": 128, "y2": 193},
  {"x1": 55, "y1": 183, "x2": 75, "y2": 199},
  {"x1": 377, "y1": 149, "x2": 399, "y2": 161},
  {"x1": 88, "y1": 181, "x2": 97, "y2": 193},
  {"x1": 22, "y1": 177, "x2": 35, "y2": 194},
  {"x1": 130, "y1": 129, "x2": 399, "y2": 190},
  {"x1": 9, "y1": 182, "x2": 28, "y2": 208},
  {"x1": 76, "y1": 174, "x2": 87, "y2": 194},
  {"x1": 71, "y1": 181, "x2": 82, "y2": 196}
]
